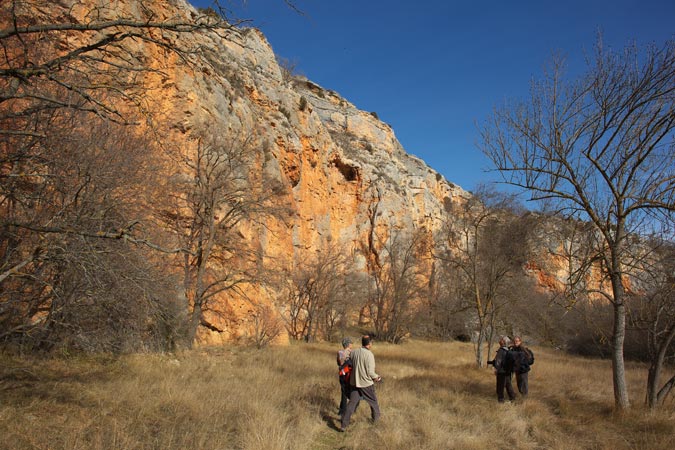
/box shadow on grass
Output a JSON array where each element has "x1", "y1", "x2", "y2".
[
  {"x1": 377, "y1": 352, "x2": 439, "y2": 370},
  {"x1": 379, "y1": 366, "x2": 495, "y2": 401},
  {"x1": 322, "y1": 411, "x2": 343, "y2": 432},
  {"x1": 302, "y1": 343, "x2": 338, "y2": 359},
  {"x1": 539, "y1": 391, "x2": 615, "y2": 420},
  {"x1": 0, "y1": 355, "x2": 120, "y2": 407}
]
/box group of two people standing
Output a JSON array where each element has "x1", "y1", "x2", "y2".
[
  {"x1": 489, "y1": 335, "x2": 535, "y2": 402},
  {"x1": 336, "y1": 335, "x2": 381, "y2": 432}
]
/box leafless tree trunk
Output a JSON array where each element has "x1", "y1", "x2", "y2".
[
  {"x1": 282, "y1": 244, "x2": 361, "y2": 342},
  {"x1": 436, "y1": 185, "x2": 528, "y2": 367},
  {"x1": 163, "y1": 131, "x2": 277, "y2": 347},
  {"x1": 629, "y1": 240, "x2": 675, "y2": 409},
  {"x1": 479, "y1": 38, "x2": 675, "y2": 409},
  {"x1": 363, "y1": 229, "x2": 429, "y2": 343}
]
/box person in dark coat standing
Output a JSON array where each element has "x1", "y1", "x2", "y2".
[
  {"x1": 488, "y1": 336, "x2": 515, "y2": 403},
  {"x1": 336, "y1": 337, "x2": 353, "y2": 416},
  {"x1": 510, "y1": 335, "x2": 534, "y2": 397}
]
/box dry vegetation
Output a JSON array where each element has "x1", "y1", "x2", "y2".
[{"x1": 1, "y1": 341, "x2": 674, "y2": 450}]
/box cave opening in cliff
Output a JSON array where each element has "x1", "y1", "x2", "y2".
[{"x1": 331, "y1": 156, "x2": 359, "y2": 182}]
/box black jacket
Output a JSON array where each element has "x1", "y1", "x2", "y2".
[
  {"x1": 510, "y1": 346, "x2": 534, "y2": 374},
  {"x1": 492, "y1": 346, "x2": 513, "y2": 374}
]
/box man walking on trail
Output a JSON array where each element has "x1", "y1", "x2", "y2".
[{"x1": 340, "y1": 335, "x2": 381, "y2": 432}]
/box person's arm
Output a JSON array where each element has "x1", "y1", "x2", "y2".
[
  {"x1": 337, "y1": 350, "x2": 346, "y2": 366},
  {"x1": 366, "y1": 351, "x2": 380, "y2": 381}
]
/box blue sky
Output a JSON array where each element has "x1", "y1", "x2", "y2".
[{"x1": 190, "y1": 1, "x2": 675, "y2": 193}]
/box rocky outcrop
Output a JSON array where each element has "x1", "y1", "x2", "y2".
[
  {"x1": 130, "y1": 1, "x2": 471, "y2": 342},
  {"x1": 2, "y1": 0, "x2": 470, "y2": 345},
  {"x1": 170, "y1": 10, "x2": 470, "y2": 241}
]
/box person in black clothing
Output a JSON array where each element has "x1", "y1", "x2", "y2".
[
  {"x1": 336, "y1": 337, "x2": 353, "y2": 416},
  {"x1": 510, "y1": 335, "x2": 534, "y2": 397},
  {"x1": 488, "y1": 336, "x2": 515, "y2": 403}
]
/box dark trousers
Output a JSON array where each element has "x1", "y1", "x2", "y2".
[
  {"x1": 496, "y1": 372, "x2": 515, "y2": 402},
  {"x1": 341, "y1": 384, "x2": 380, "y2": 429},
  {"x1": 515, "y1": 371, "x2": 529, "y2": 396},
  {"x1": 338, "y1": 378, "x2": 350, "y2": 415}
]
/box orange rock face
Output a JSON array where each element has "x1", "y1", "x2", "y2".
[{"x1": 10, "y1": 0, "x2": 603, "y2": 346}]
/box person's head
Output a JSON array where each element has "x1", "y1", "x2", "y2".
[
  {"x1": 499, "y1": 336, "x2": 510, "y2": 347},
  {"x1": 361, "y1": 335, "x2": 372, "y2": 348},
  {"x1": 513, "y1": 336, "x2": 522, "y2": 347},
  {"x1": 341, "y1": 337, "x2": 352, "y2": 349}
]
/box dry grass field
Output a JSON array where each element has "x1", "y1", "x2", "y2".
[{"x1": 1, "y1": 340, "x2": 674, "y2": 450}]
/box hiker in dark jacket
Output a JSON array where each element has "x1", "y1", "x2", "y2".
[
  {"x1": 510, "y1": 336, "x2": 534, "y2": 397},
  {"x1": 488, "y1": 336, "x2": 515, "y2": 403},
  {"x1": 336, "y1": 337, "x2": 353, "y2": 416}
]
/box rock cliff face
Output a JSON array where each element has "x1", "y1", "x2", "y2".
[
  {"x1": 168, "y1": 4, "x2": 470, "y2": 238},
  {"x1": 3, "y1": 0, "x2": 643, "y2": 352},
  {"x1": 126, "y1": 1, "x2": 469, "y2": 342},
  {"x1": 4, "y1": 0, "x2": 471, "y2": 344}
]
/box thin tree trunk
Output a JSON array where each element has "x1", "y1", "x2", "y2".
[
  {"x1": 188, "y1": 301, "x2": 202, "y2": 348},
  {"x1": 611, "y1": 291, "x2": 630, "y2": 410},
  {"x1": 475, "y1": 328, "x2": 485, "y2": 368},
  {"x1": 647, "y1": 324, "x2": 675, "y2": 408},
  {"x1": 486, "y1": 324, "x2": 495, "y2": 361},
  {"x1": 656, "y1": 374, "x2": 675, "y2": 404},
  {"x1": 610, "y1": 226, "x2": 630, "y2": 411},
  {"x1": 647, "y1": 365, "x2": 660, "y2": 409}
]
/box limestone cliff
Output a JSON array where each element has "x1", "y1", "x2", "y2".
[
  {"x1": 164, "y1": 4, "x2": 470, "y2": 241},
  {"x1": 2, "y1": 0, "x2": 471, "y2": 345},
  {"x1": 130, "y1": 1, "x2": 470, "y2": 342}
]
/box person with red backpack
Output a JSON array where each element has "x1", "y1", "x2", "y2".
[{"x1": 336, "y1": 337, "x2": 353, "y2": 416}]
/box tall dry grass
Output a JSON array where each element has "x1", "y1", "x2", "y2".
[{"x1": 1, "y1": 341, "x2": 674, "y2": 450}]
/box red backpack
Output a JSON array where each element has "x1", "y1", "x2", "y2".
[{"x1": 339, "y1": 360, "x2": 352, "y2": 383}]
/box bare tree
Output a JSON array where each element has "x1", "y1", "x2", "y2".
[
  {"x1": 629, "y1": 239, "x2": 675, "y2": 409},
  {"x1": 282, "y1": 244, "x2": 358, "y2": 342},
  {"x1": 163, "y1": 131, "x2": 277, "y2": 347},
  {"x1": 479, "y1": 38, "x2": 675, "y2": 409},
  {"x1": 284, "y1": 277, "x2": 311, "y2": 341},
  {"x1": 435, "y1": 186, "x2": 528, "y2": 367},
  {"x1": 328, "y1": 270, "x2": 369, "y2": 341},
  {"x1": 0, "y1": 115, "x2": 177, "y2": 351},
  {"x1": 365, "y1": 229, "x2": 429, "y2": 343},
  {"x1": 0, "y1": 1, "x2": 236, "y2": 351},
  {"x1": 417, "y1": 260, "x2": 472, "y2": 341},
  {"x1": 250, "y1": 303, "x2": 284, "y2": 349}
]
